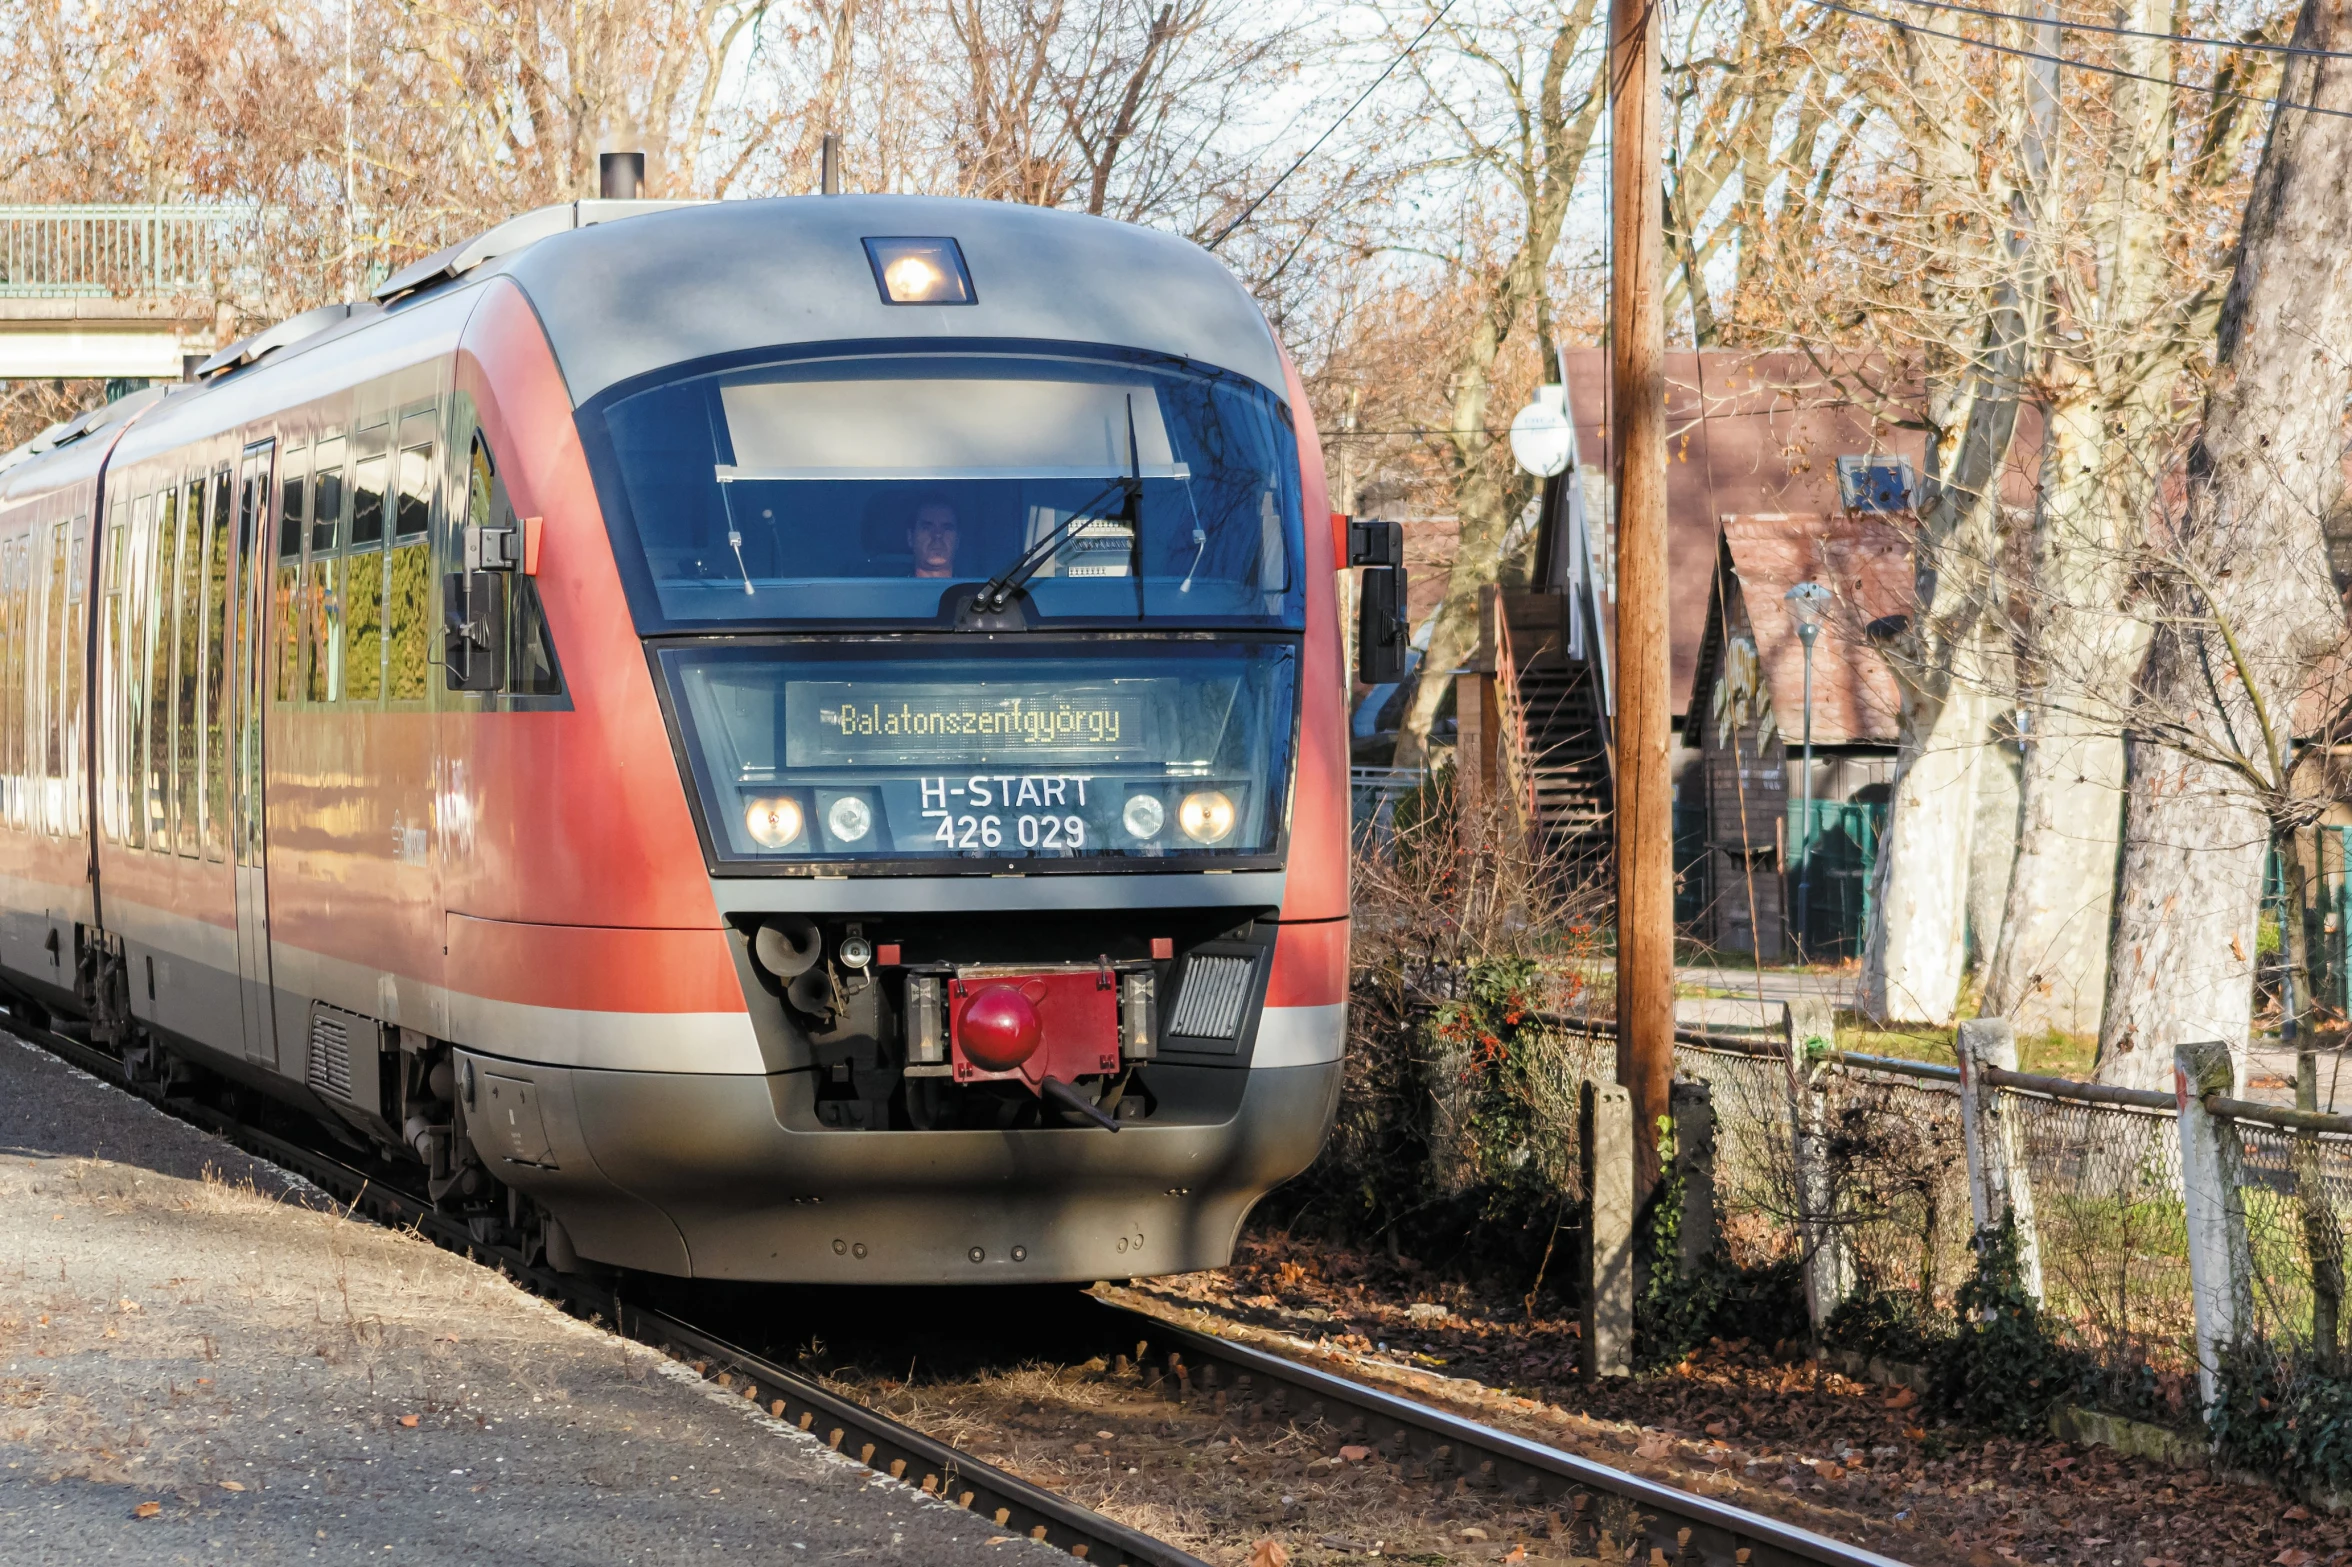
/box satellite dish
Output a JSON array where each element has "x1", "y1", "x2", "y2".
[{"x1": 1509, "y1": 395, "x2": 1573, "y2": 477}]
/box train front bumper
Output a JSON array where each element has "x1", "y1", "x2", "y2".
[{"x1": 455, "y1": 1054, "x2": 1342, "y2": 1283}]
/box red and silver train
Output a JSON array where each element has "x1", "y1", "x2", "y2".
[{"x1": 0, "y1": 195, "x2": 1356, "y2": 1283}]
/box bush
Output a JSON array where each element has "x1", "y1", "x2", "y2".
[
  {"x1": 1281, "y1": 772, "x2": 1606, "y2": 1289},
  {"x1": 1933, "y1": 1217, "x2": 2093, "y2": 1435},
  {"x1": 2210, "y1": 1343, "x2": 2352, "y2": 1500}
]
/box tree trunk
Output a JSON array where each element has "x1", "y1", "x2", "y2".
[
  {"x1": 1987, "y1": 708, "x2": 2124, "y2": 1035},
  {"x1": 2098, "y1": 0, "x2": 2352, "y2": 1089},
  {"x1": 2097, "y1": 747, "x2": 2269, "y2": 1089},
  {"x1": 1985, "y1": 391, "x2": 2147, "y2": 1037},
  {"x1": 1965, "y1": 725, "x2": 2019, "y2": 974},
  {"x1": 1864, "y1": 672, "x2": 1985, "y2": 1023}
]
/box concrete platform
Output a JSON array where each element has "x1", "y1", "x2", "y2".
[{"x1": 0, "y1": 1036, "x2": 1056, "y2": 1565}]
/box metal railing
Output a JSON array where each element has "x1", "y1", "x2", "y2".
[
  {"x1": 1349, "y1": 764, "x2": 1424, "y2": 840},
  {"x1": 0, "y1": 204, "x2": 242, "y2": 298}
]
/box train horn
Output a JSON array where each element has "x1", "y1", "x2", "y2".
[{"x1": 754, "y1": 915, "x2": 823, "y2": 979}]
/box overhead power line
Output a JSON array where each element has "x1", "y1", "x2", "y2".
[
  {"x1": 1205, "y1": 0, "x2": 1463, "y2": 252},
  {"x1": 1874, "y1": 0, "x2": 2352, "y2": 62},
  {"x1": 1805, "y1": 0, "x2": 2352, "y2": 122}
]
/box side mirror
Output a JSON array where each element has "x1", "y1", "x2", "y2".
[
  {"x1": 442, "y1": 570, "x2": 507, "y2": 692},
  {"x1": 1346, "y1": 517, "x2": 1403, "y2": 568},
  {"x1": 1357, "y1": 564, "x2": 1408, "y2": 685}
]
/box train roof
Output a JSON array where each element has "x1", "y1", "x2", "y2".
[
  {"x1": 493, "y1": 195, "x2": 1290, "y2": 406},
  {"x1": 0, "y1": 196, "x2": 1289, "y2": 498}
]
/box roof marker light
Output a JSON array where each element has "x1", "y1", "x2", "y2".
[{"x1": 863, "y1": 237, "x2": 975, "y2": 305}]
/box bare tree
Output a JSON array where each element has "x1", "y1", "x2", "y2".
[
  {"x1": 2095, "y1": 0, "x2": 2352, "y2": 1090},
  {"x1": 1977, "y1": 7, "x2": 2278, "y2": 1037},
  {"x1": 1389, "y1": 0, "x2": 1607, "y2": 769}
]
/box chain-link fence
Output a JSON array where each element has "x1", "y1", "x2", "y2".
[
  {"x1": 2233, "y1": 1118, "x2": 2352, "y2": 1357},
  {"x1": 1820, "y1": 1066, "x2": 1976, "y2": 1342},
  {"x1": 1671, "y1": 1042, "x2": 1801, "y2": 1269},
  {"x1": 2007, "y1": 1092, "x2": 2199, "y2": 1419},
  {"x1": 1532, "y1": 1012, "x2": 2352, "y2": 1436}
]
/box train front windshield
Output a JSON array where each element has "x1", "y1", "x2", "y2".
[
  {"x1": 589, "y1": 350, "x2": 1305, "y2": 630},
  {"x1": 661, "y1": 640, "x2": 1295, "y2": 865}
]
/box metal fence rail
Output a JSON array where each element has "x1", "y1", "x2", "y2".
[{"x1": 0, "y1": 204, "x2": 242, "y2": 297}]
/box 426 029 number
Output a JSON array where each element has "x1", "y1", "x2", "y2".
[{"x1": 923, "y1": 812, "x2": 1087, "y2": 850}]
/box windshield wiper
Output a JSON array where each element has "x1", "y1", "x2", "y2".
[{"x1": 971, "y1": 394, "x2": 1146, "y2": 615}]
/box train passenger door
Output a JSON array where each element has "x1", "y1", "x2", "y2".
[{"x1": 230, "y1": 442, "x2": 278, "y2": 1068}]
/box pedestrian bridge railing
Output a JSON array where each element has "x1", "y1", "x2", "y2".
[{"x1": 0, "y1": 204, "x2": 242, "y2": 299}]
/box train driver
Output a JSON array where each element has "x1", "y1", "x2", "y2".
[{"x1": 908, "y1": 497, "x2": 961, "y2": 579}]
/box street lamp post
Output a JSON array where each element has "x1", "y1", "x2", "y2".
[{"x1": 1784, "y1": 582, "x2": 1831, "y2": 958}]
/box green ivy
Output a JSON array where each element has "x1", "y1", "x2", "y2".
[
  {"x1": 1822, "y1": 1286, "x2": 1947, "y2": 1366},
  {"x1": 2209, "y1": 1343, "x2": 2352, "y2": 1499},
  {"x1": 1634, "y1": 1113, "x2": 1717, "y2": 1367},
  {"x1": 1634, "y1": 1111, "x2": 1808, "y2": 1366},
  {"x1": 1933, "y1": 1215, "x2": 2091, "y2": 1435}
]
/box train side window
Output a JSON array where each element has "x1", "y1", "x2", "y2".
[
  {"x1": 100, "y1": 508, "x2": 124, "y2": 844},
  {"x1": 202, "y1": 467, "x2": 232, "y2": 860},
  {"x1": 345, "y1": 548, "x2": 386, "y2": 706},
  {"x1": 113, "y1": 500, "x2": 141, "y2": 846},
  {"x1": 2, "y1": 538, "x2": 17, "y2": 829},
  {"x1": 395, "y1": 440, "x2": 433, "y2": 539},
  {"x1": 45, "y1": 521, "x2": 67, "y2": 834},
  {"x1": 275, "y1": 449, "x2": 307, "y2": 703},
  {"x1": 279, "y1": 456, "x2": 307, "y2": 560},
  {"x1": 5, "y1": 538, "x2": 20, "y2": 827},
  {"x1": 310, "y1": 438, "x2": 345, "y2": 555},
  {"x1": 13, "y1": 535, "x2": 33, "y2": 830},
  {"x1": 307, "y1": 440, "x2": 346, "y2": 704},
  {"x1": 173, "y1": 475, "x2": 203, "y2": 856},
  {"x1": 66, "y1": 517, "x2": 87, "y2": 838},
  {"x1": 2, "y1": 539, "x2": 19, "y2": 827},
  {"x1": 351, "y1": 452, "x2": 388, "y2": 548},
  {"x1": 386, "y1": 436, "x2": 435, "y2": 701},
  {"x1": 13, "y1": 535, "x2": 31, "y2": 829},
  {"x1": 128, "y1": 497, "x2": 150, "y2": 848},
  {"x1": 146, "y1": 485, "x2": 174, "y2": 848},
  {"x1": 446, "y1": 428, "x2": 563, "y2": 699}
]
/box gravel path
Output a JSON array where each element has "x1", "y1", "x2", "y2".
[{"x1": 0, "y1": 1035, "x2": 1056, "y2": 1566}]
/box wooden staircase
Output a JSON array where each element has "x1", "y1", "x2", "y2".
[{"x1": 1492, "y1": 591, "x2": 1614, "y2": 868}]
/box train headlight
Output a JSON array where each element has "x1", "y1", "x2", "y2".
[
  {"x1": 827, "y1": 794, "x2": 874, "y2": 843},
  {"x1": 744, "y1": 795, "x2": 805, "y2": 849},
  {"x1": 1122, "y1": 794, "x2": 1166, "y2": 840},
  {"x1": 863, "y1": 237, "x2": 976, "y2": 304},
  {"x1": 885, "y1": 255, "x2": 942, "y2": 299},
  {"x1": 1177, "y1": 789, "x2": 1235, "y2": 845}
]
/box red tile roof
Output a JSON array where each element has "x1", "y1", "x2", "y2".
[{"x1": 1717, "y1": 514, "x2": 1911, "y2": 747}]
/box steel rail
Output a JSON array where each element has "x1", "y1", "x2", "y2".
[
  {"x1": 13, "y1": 1016, "x2": 1204, "y2": 1567},
  {"x1": 1085, "y1": 1301, "x2": 1917, "y2": 1567}
]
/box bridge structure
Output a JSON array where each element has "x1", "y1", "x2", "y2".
[{"x1": 0, "y1": 205, "x2": 236, "y2": 382}]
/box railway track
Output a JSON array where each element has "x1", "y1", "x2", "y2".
[{"x1": 18, "y1": 1010, "x2": 1918, "y2": 1567}]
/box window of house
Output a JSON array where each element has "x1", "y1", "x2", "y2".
[{"x1": 1836, "y1": 455, "x2": 1915, "y2": 513}]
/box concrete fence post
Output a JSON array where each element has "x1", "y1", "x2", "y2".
[
  {"x1": 1670, "y1": 1077, "x2": 1718, "y2": 1274},
  {"x1": 1581, "y1": 1079, "x2": 1633, "y2": 1377},
  {"x1": 1957, "y1": 1017, "x2": 2043, "y2": 1300},
  {"x1": 2175, "y1": 1039, "x2": 2252, "y2": 1420},
  {"x1": 1784, "y1": 997, "x2": 1850, "y2": 1334}
]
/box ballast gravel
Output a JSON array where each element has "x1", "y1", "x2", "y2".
[{"x1": 0, "y1": 1034, "x2": 1059, "y2": 1565}]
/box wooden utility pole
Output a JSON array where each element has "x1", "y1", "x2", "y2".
[{"x1": 1610, "y1": 0, "x2": 1672, "y2": 1201}]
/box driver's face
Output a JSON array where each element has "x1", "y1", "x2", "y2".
[{"x1": 909, "y1": 505, "x2": 959, "y2": 578}]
